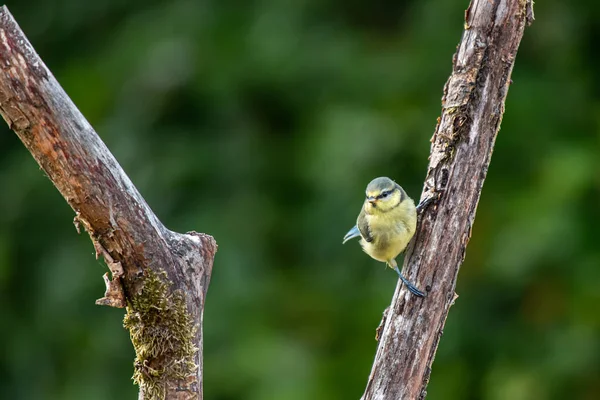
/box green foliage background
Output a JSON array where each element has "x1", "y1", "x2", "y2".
[{"x1": 1, "y1": 0, "x2": 599, "y2": 399}]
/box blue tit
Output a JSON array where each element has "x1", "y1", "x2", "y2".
[{"x1": 343, "y1": 177, "x2": 425, "y2": 297}]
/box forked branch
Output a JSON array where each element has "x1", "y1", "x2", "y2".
[{"x1": 0, "y1": 6, "x2": 216, "y2": 400}]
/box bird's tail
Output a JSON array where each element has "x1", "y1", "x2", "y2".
[{"x1": 342, "y1": 225, "x2": 361, "y2": 244}]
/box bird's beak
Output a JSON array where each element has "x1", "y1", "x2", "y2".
[{"x1": 367, "y1": 196, "x2": 377, "y2": 205}]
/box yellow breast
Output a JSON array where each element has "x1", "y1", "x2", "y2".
[{"x1": 360, "y1": 199, "x2": 417, "y2": 263}]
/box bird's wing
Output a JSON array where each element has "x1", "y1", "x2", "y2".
[
  {"x1": 342, "y1": 225, "x2": 360, "y2": 244},
  {"x1": 357, "y1": 208, "x2": 373, "y2": 243}
]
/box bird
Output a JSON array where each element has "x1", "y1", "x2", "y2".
[{"x1": 343, "y1": 176, "x2": 425, "y2": 297}]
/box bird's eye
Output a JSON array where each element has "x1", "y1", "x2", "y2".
[{"x1": 381, "y1": 191, "x2": 390, "y2": 198}]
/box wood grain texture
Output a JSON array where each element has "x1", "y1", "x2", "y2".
[
  {"x1": 361, "y1": 1, "x2": 533, "y2": 399},
  {"x1": 0, "y1": 7, "x2": 216, "y2": 399}
]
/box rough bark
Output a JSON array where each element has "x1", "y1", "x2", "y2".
[
  {"x1": 0, "y1": 6, "x2": 216, "y2": 400},
  {"x1": 362, "y1": 1, "x2": 534, "y2": 399}
]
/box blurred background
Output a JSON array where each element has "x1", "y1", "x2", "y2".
[{"x1": 1, "y1": 0, "x2": 599, "y2": 399}]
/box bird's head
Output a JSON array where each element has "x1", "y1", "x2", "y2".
[{"x1": 364, "y1": 177, "x2": 404, "y2": 214}]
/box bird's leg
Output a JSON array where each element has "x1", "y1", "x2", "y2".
[{"x1": 389, "y1": 259, "x2": 425, "y2": 297}]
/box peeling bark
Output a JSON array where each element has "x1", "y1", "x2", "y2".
[
  {"x1": 361, "y1": 1, "x2": 534, "y2": 399},
  {"x1": 0, "y1": 7, "x2": 216, "y2": 399}
]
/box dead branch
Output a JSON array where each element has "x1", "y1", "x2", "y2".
[
  {"x1": 361, "y1": 1, "x2": 534, "y2": 399},
  {"x1": 0, "y1": 6, "x2": 216, "y2": 399}
]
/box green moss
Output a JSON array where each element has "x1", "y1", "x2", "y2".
[{"x1": 123, "y1": 269, "x2": 198, "y2": 400}]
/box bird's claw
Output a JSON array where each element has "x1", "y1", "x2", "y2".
[
  {"x1": 395, "y1": 268, "x2": 426, "y2": 297},
  {"x1": 416, "y1": 192, "x2": 440, "y2": 213}
]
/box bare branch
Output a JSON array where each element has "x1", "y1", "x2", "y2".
[
  {"x1": 0, "y1": 6, "x2": 216, "y2": 399},
  {"x1": 362, "y1": 0, "x2": 534, "y2": 398}
]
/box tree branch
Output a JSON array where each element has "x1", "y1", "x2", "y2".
[
  {"x1": 362, "y1": 0, "x2": 533, "y2": 398},
  {"x1": 0, "y1": 6, "x2": 216, "y2": 399}
]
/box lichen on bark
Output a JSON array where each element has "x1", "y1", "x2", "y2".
[{"x1": 123, "y1": 269, "x2": 199, "y2": 400}]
